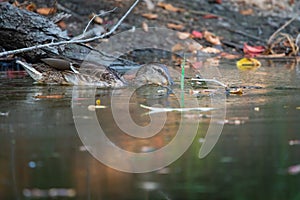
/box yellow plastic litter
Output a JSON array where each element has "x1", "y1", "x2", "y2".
[{"x1": 236, "y1": 58, "x2": 261, "y2": 70}]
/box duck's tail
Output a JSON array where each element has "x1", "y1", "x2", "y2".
[{"x1": 16, "y1": 60, "x2": 43, "y2": 81}]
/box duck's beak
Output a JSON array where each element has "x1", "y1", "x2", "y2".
[{"x1": 16, "y1": 60, "x2": 43, "y2": 81}]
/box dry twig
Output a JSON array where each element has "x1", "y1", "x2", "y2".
[{"x1": 0, "y1": 0, "x2": 140, "y2": 58}]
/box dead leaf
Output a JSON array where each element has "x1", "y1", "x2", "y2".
[
  {"x1": 203, "y1": 14, "x2": 219, "y2": 19},
  {"x1": 26, "y1": 3, "x2": 36, "y2": 11},
  {"x1": 239, "y1": 8, "x2": 254, "y2": 15},
  {"x1": 57, "y1": 21, "x2": 67, "y2": 29},
  {"x1": 220, "y1": 52, "x2": 240, "y2": 59},
  {"x1": 188, "y1": 43, "x2": 203, "y2": 53},
  {"x1": 172, "y1": 43, "x2": 185, "y2": 52},
  {"x1": 203, "y1": 31, "x2": 221, "y2": 45},
  {"x1": 243, "y1": 43, "x2": 265, "y2": 57},
  {"x1": 236, "y1": 58, "x2": 261, "y2": 70},
  {"x1": 177, "y1": 32, "x2": 190, "y2": 40},
  {"x1": 167, "y1": 23, "x2": 185, "y2": 30},
  {"x1": 142, "y1": 13, "x2": 158, "y2": 20},
  {"x1": 157, "y1": 2, "x2": 185, "y2": 12},
  {"x1": 229, "y1": 88, "x2": 243, "y2": 95},
  {"x1": 142, "y1": 21, "x2": 149, "y2": 32},
  {"x1": 191, "y1": 30, "x2": 203, "y2": 39},
  {"x1": 89, "y1": 13, "x2": 103, "y2": 24},
  {"x1": 36, "y1": 7, "x2": 57, "y2": 15},
  {"x1": 201, "y1": 47, "x2": 221, "y2": 54},
  {"x1": 144, "y1": 0, "x2": 155, "y2": 10}
]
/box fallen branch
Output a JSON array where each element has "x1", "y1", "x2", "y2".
[
  {"x1": 267, "y1": 16, "x2": 297, "y2": 45},
  {"x1": 0, "y1": 0, "x2": 140, "y2": 58}
]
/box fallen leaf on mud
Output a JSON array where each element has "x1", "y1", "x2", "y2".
[
  {"x1": 203, "y1": 31, "x2": 221, "y2": 45},
  {"x1": 89, "y1": 13, "x2": 103, "y2": 24},
  {"x1": 191, "y1": 30, "x2": 203, "y2": 39},
  {"x1": 57, "y1": 21, "x2": 67, "y2": 29},
  {"x1": 34, "y1": 94, "x2": 64, "y2": 99},
  {"x1": 144, "y1": 0, "x2": 155, "y2": 10},
  {"x1": 26, "y1": 3, "x2": 36, "y2": 11},
  {"x1": 36, "y1": 7, "x2": 57, "y2": 15},
  {"x1": 229, "y1": 88, "x2": 243, "y2": 95},
  {"x1": 141, "y1": 13, "x2": 158, "y2": 20},
  {"x1": 177, "y1": 32, "x2": 190, "y2": 40},
  {"x1": 243, "y1": 43, "x2": 265, "y2": 56},
  {"x1": 172, "y1": 43, "x2": 185, "y2": 52},
  {"x1": 203, "y1": 14, "x2": 219, "y2": 19},
  {"x1": 142, "y1": 21, "x2": 149, "y2": 32},
  {"x1": 236, "y1": 58, "x2": 261, "y2": 70},
  {"x1": 167, "y1": 23, "x2": 185, "y2": 30},
  {"x1": 239, "y1": 8, "x2": 254, "y2": 15},
  {"x1": 157, "y1": 2, "x2": 185, "y2": 12},
  {"x1": 220, "y1": 52, "x2": 240, "y2": 59},
  {"x1": 201, "y1": 47, "x2": 221, "y2": 54}
]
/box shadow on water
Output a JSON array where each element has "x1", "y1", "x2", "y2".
[{"x1": 0, "y1": 58, "x2": 300, "y2": 200}]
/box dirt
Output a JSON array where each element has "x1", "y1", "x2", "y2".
[{"x1": 7, "y1": 0, "x2": 300, "y2": 55}]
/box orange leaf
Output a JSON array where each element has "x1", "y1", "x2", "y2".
[
  {"x1": 36, "y1": 7, "x2": 57, "y2": 15},
  {"x1": 239, "y1": 8, "x2": 254, "y2": 15},
  {"x1": 57, "y1": 21, "x2": 67, "y2": 29},
  {"x1": 203, "y1": 31, "x2": 221, "y2": 45},
  {"x1": 89, "y1": 13, "x2": 103, "y2": 24},
  {"x1": 26, "y1": 3, "x2": 36, "y2": 11},
  {"x1": 220, "y1": 52, "x2": 240, "y2": 59},
  {"x1": 167, "y1": 23, "x2": 184, "y2": 30},
  {"x1": 141, "y1": 13, "x2": 158, "y2": 20},
  {"x1": 157, "y1": 2, "x2": 185, "y2": 12},
  {"x1": 34, "y1": 95, "x2": 64, "y2": 99}
]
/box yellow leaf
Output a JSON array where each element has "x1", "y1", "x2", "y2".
[
  {"x1": 229, "y1": 88, "x2": 243, "y2": 95},
  {"x1": 236, "y1": 58, "x2": 261, "y2": 70}
]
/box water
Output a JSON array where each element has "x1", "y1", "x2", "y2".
[{"x1": 0, "y1": 59, "x2": 300, "y2": 200}]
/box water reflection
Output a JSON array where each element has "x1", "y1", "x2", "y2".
[{"x1": 0, "y1": 59, "x2": 300, "y2": 199}]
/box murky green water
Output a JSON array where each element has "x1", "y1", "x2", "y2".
[{"x1": 1, "y1": 59, "x2": 300, "y2": 200}]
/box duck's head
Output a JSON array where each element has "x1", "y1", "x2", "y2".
[{"x1": 133, "y1": 63, "x2": 174, "y2": 86}]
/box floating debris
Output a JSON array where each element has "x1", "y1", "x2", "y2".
[
  {"x1": 87, "y1": 105, "x2": 106, "y2": 111},
  {"x1": 288, "y1": 164, "x2": 300, "y2": 175},
  {"x1": 289, "y1": 140, "x2": 300, "y2": 146},
  {"x1": 34, "y1": 94, "x2": 64, "y2": 99},
  {"x1": 23, "y1": 188, "x2": 76, "y2": 198},
  {"x1": 0, "y1": 111, "x2": 9, "y2": 117},
  {"x1": 140, "y1": 104, "x2": 214, "y2": 114}
]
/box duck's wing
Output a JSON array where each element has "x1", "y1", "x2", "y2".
[{"x1": 63, "y1": 65, "x2": 126, "y2": 88}]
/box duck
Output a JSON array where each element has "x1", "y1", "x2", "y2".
[{"x1": 16, "y1": 59, "x2": 174, "y2": 88}]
